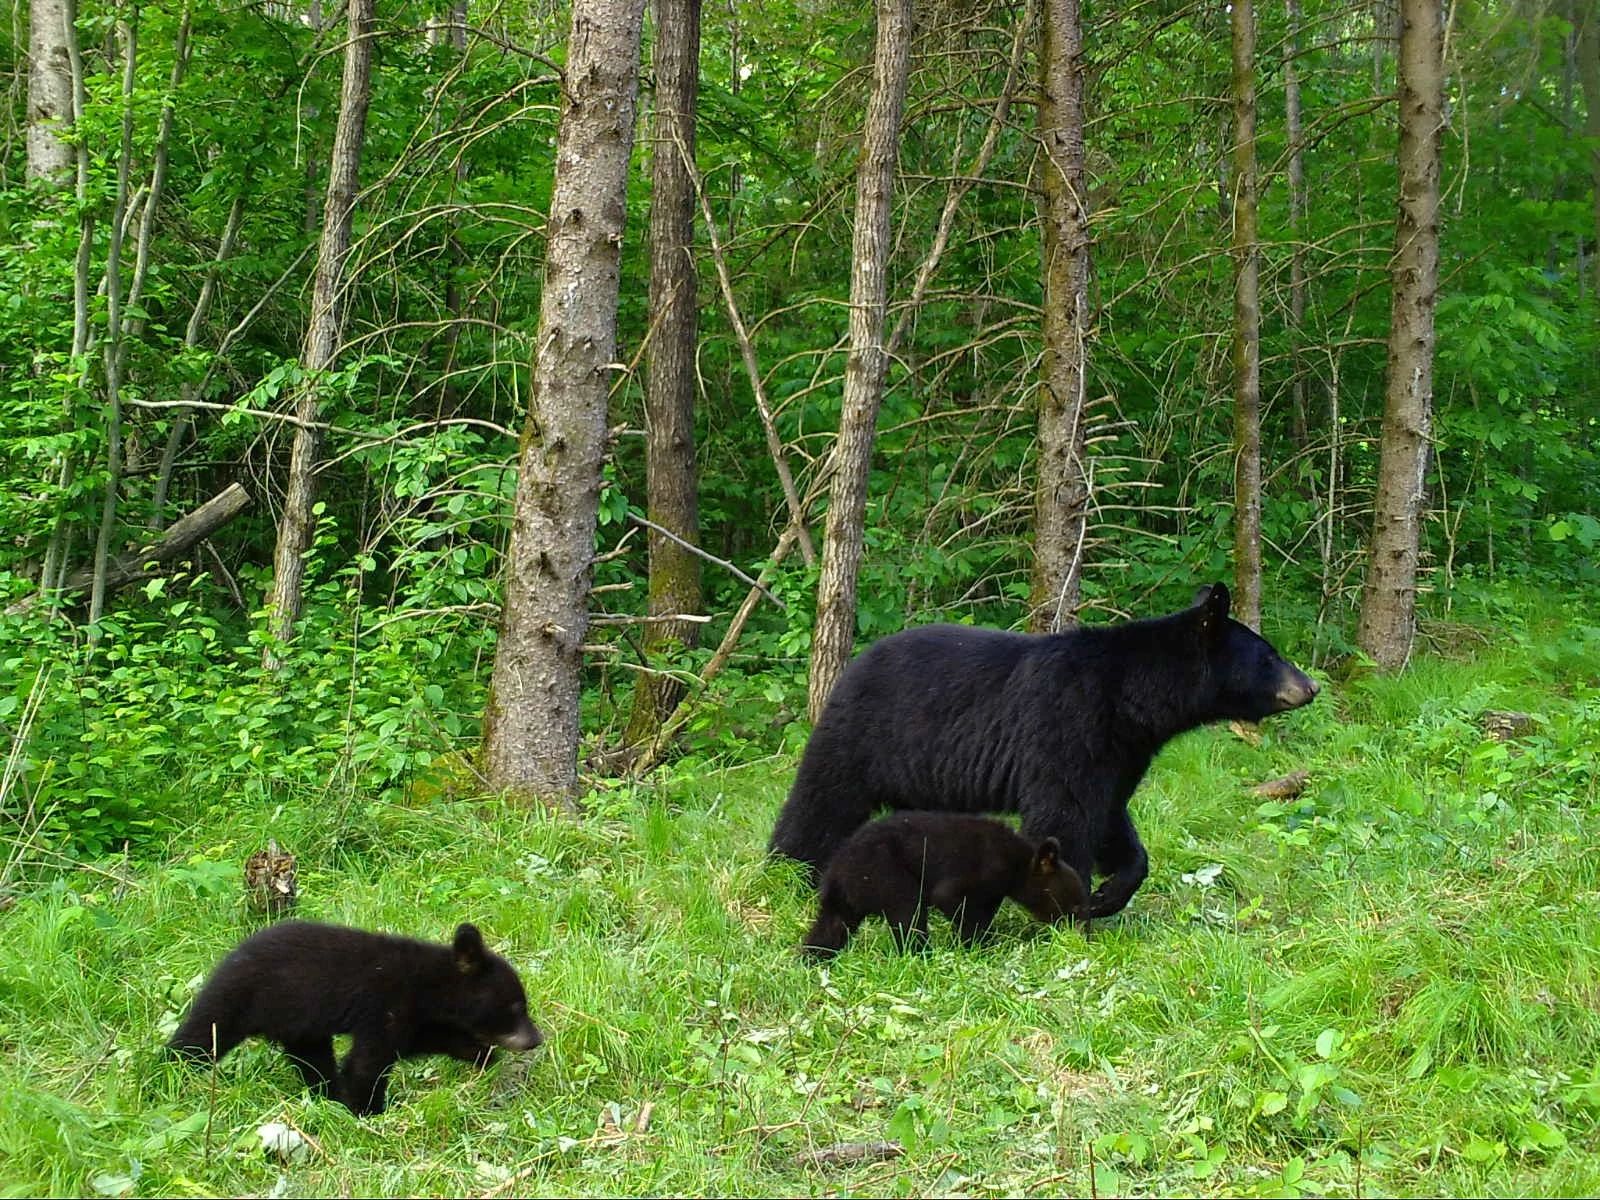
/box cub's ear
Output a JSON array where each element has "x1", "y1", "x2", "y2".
[
  {"x1": 1192, "y1": 582, "x2": 1231, "y2": 636},
  {"x1": 1035, "y1": 837, "x2": 1061, "y2": 872},
  {"x1": 453, "y1": 923, "x2": 486, "y2": 973}
]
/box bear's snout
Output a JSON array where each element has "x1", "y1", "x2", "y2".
[
  {"x1": 1273, "y1": 667, "x2": 1318, "y2": 711},
  {"x1": 496, "y1": 1022, "x2": 544, "y2": 1051}
]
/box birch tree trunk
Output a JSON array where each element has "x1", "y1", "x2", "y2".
[
  {"x1": 32, "y1": 0, "x2": 87, "y2": 609},
  {"x1": 26, "y1": 0, "x2": 74, "y2": 183},
  {"x1": 481, "y1": 0, "x2": 646, "y2": 802},
  {"x1": 805, "y1": 0, "x2": 913, "y2": 723},
  {"x1": 1356, "y1": 0, "x2": 1443, "y2": 670},
  {"x1": 265, "y1": 0, "x2": 374, "y2": 663},
  {"x1": 1230, "y1": 0, "x2": 1262, "y2": 632},
  {"x1": 620, "y1": 0, "x2": 704, "y2": 757},
  {"x1": 1027, "y1": 0, "x2": 1092, "y2": 634}
]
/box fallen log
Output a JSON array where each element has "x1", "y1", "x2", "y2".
[
  {"x1": 1251, "y1": 769, "x2": 1310, "y2": 800},
  {"x1": 8, "y1": 483, "x2": 251, "y2": 616},
  {"x1": 790, "y1": 1140, "x2": 904, "y2": 1170}
]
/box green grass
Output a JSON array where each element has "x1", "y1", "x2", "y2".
[{"x1": 2, "y1": 600, "x2": 1599, "y2": 1197}]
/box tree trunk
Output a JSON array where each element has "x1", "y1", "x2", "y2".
[
  {"x1": 805, "y1": 0, "x2": 914, "y2": 723},
  {"x1": 1231, "y1": 0, "x2": 1262, "y2": 632},
  {"x1": 33, "y1": 0, "x2": 88, "y2": 611},
  {"x1": 265, "y1": 0, "x2": 374, "y2": 663},
  {"x1": 1580, "y1": 1, "x2": 1600, "y2": 299},
  {"x1": 1356, "y1": 0, "x2": 1443, "y2": 670},
  {"x1": 482, "y1": 0, "x2": 647, "y2": 802},
  {"x1": 1028, "y1": 0, "x2": 1092, "y2": 634},
  {"x1": 1285, "y1": 0, "x2": 1309, "y2": 449},
  {"x1": 26, "y1": 0, "x2": 74, "y2": 183},
  {"x1": 620, "y1": 0, "x2": 705, "y2": 758},
  {"x1": 88, "y1": 15, "x2": 139, "y2": 636}
]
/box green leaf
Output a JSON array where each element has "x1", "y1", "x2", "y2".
[{"x1": 1256, "y1": 1091, "x2": 1288, "y2": 1117}]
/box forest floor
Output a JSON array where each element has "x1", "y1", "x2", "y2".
[{"x1": 2, "y1": 594, "x2": 1599, "y2": 1198}]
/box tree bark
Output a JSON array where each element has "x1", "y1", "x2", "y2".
[
  {"x1": 620, "y1": 0, "x2": 705, "y2": 758},
  {"x1": 1028, "y1": 0, "x2": 1092, "y2": 634},
  {"x1": 26, "y1": 0, "x2": 74, "y2": 183},
  {"x1": 265, "y1": 0, "x2": 375, "y2": 663},
  {"x1": 806, "y1": 0, "x2": 913, "y2": 723},
  {"x1": 1285, "y1": 0, "x2": 1309, "y2": 448},
  {"x1": 1230, "y1": 0, "x2": 1262, "y2": 632},
  {"x1": 1356, "y1": 0, "x2": 1443, "y2": 670},
  {"x1": 1580, "y1": 1, "x2": 1600, "y2": 299},
  {"x1": 33, "y1": 0, "x2": 88, "y2": 611},
  {"x1": 482, "y1": 0, "x2": 647, "y2": 802}
]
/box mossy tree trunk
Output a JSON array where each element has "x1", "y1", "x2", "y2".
[
  {"x1": 619, "y1": 0, "x2": 704, "y2": 761},
  {"x1": 1231, "y1": 0, "x2": 1262, "y2": 632}
]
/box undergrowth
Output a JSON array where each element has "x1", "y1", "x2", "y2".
[{"x1": 0, "y1": 588, "x2": 1597, "y2": 1197}]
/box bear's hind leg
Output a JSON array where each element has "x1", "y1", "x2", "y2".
[
  {"x1": 949, "y1": 897, "x2": 1003, "y2": 946},
  {"x1": 883, "y1": 899, "x2": 930, "y2": 953},
  {"x1": 768, "y1": 765, "x2": 879, "y2": 883},
  {"x1": 282, "y1": 1038, "x2": 338, "y2": 1095}
]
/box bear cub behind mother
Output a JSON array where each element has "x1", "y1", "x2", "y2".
[{"x1": 770, "y1": 583, "x2": 1317, "y2": 919}]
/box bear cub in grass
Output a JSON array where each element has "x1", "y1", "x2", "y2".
[
  {"x1": 803, "y1": 813, "x2": 1089, "y2": 958},
  {"x1": 168, "y1": 921, "x2": 543, "y2": 1116}
]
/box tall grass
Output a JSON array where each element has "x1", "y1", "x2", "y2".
[{"x1": 1, "y1": 593, "x2": 1597, "y2": 1196}]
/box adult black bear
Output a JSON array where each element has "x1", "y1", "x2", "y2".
[
  {"x1": 168, "y1": 921, "x2": 543, "y2": 1115},
  {"x1": 802, "y1": 812, "x2": 1089, "y2": 958},
  {"x1": 771, "y1": 583, "x2": 1317, "y2": 919}
]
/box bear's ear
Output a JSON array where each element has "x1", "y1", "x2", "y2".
[
  {"x1": 453, "y1": 923, "x2": 486, "y2": 973},
  {"x1": 1035, "y1": 837, "x2": 1061, "y2": 872},
  {"x1": 1192, "y1": 582, "x2": 1231, "y2": 637}
]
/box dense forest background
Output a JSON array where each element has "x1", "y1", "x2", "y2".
[{"x1": 1, "y1": 0, "x2": 1597, "y2": 855}]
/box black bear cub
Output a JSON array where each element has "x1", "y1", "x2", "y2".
[
  {"x1": 802, "y1": 813, "x2": 1089, "y2": 958},
  {"x1": 168, "y1": 921, "x2": 543, "y2": 1115}
]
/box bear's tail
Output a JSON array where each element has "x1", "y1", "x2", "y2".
[{"x1": 768, "y1": 781, "x2": 874, "y2": 885}]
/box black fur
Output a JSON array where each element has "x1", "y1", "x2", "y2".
[
  {"x1": 167, "y1": 921, "x2": 543, "y2": 1115},
  {"x1": 771, "y1": 583, "x2": 1317, "y2": 918},
  {"x1": 802, "y1": 812, "x2": 1090, "y2": 957}
]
